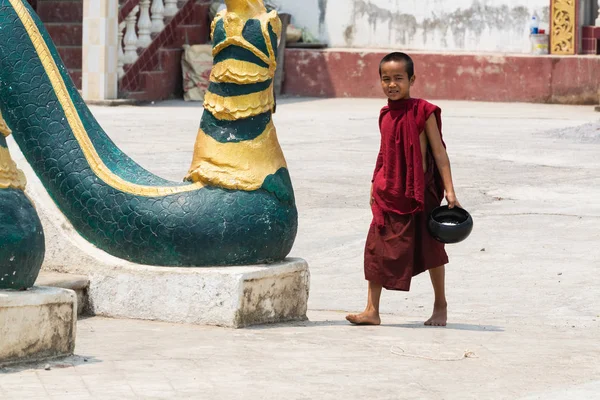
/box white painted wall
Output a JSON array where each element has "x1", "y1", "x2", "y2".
[{"x1": 274, "y1": 0, "x2": 551, "y2": 53}]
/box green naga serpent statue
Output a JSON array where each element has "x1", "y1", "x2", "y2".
[
  {"x1": 0, "y1": 0, "x2": 297, "y2": 282},
  {"x1": 0, "y1": 113, "x2": 45, "y2": 289}
]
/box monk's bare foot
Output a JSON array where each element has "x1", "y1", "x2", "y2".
[
  {"x1": 424, "y1": 302, "x2": 447, "y2": 327},
  {"x1": 346, "y1": 311, "x2": 381, "y2": 325}
]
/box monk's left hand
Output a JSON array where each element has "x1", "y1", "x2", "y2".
[{"x1": 446, "y1": 191, "x2": 461, "y2": 209}]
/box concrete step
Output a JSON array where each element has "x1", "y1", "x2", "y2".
[
  {"x1": 125, "y1": 70, "x2": 178, "y2": 102},
  {"x1": 181, "y1": 2, "x2": 210, "y2": 27},
  {"x1": 45, "y1": 22, "x2": 83, "y2": 47},
  {"x1": 37, "y1": 0, "x2": 83, "y2": 24},
  {"x1": 56, "y1": 46, "x2": 82, "y2": 70},
  {"x1": 170, "y1": 25, "x2": 208, "y2": 48},
  {"x1": 35, "y1": 272, "x2": 89, "y2": 316}
]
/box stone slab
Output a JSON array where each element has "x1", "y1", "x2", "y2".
[
  {"x1": 84, "y1": 99, "x2": 140, "y2": 107},
  {"x1": 35, "y1": 272, "x2": 90, "y2": 316},
  {"x1": 87, "y1": 258, "x2": 309, "y2": 328},
  {"x1": 0, "y1": 286, "x2": 77, "y2": 366}
]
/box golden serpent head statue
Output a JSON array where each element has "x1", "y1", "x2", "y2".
[
  {"x1": 224, "y1": 0, "x2": 267, "y2": 18},
  {"x1": 208, "y1": 0, "x2": 281, "y2": 92},
  {"x1": 185, "y1": 0, "x2": 287, "y2": 191}
]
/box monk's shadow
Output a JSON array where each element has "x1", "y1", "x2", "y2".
[
  {"x1": 246, "y1": 319, "x2": 503, "y2": 332},
  {"x1": 387, "y1": 322, "x2": 504, "y2": 332}
]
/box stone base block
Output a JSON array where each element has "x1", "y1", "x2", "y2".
[
  {"x1": 87, "y1": 258, "x2": 310, "y2": 328},
  {"x1": 35, "y1": 272, "x2": 90, "y2": 316},
  {"x1": 0, "y1": 287, "x2": 77, "y2": 366}
]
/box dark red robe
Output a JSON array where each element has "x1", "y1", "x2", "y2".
[{"x1": 365, "y1": 98, "x2": 449, "y2": 291}]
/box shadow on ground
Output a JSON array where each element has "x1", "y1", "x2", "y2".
[
  {"x1": 388, "y1": 322, "x2": 504, "y2": 332},
  {"x1": 0, "y1": 355, "x2": 102, "y2": 374},
  {"x1": 247, "y1": 316, "x2": 504, "y2": 332}
]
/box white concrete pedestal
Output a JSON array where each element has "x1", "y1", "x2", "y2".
[
  {"x1": 0, "y1": 287, "x2": 77, "y2": 366},
  {"x1": 87, "y1": 258, "x2": 309, "y2": 328}
]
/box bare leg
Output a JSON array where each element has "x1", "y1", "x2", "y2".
[
  {"x1": 424, "y1": 265, "x2": 447, "y2": 326},
  {"x1": 346, "y1": 281, "x2": 382, "y2": 325}
]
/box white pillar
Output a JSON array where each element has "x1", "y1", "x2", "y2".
[
  {"x1": 596, "y1": 0, "x2": 600, "y2": 26},
  {"x1": 117, "y1": 22, "x2": 126, "y2": 78},
  {"x1": 137, "y1": 0, "x2": 153, "y2": 48},
  {"x1": 123, "y1": 7, "x2": 140, "y2": 65},
  {"x1": 151, "y1": 0, "x2": 165, "y2": 33},
  {"x1": 82, "y1": 0, "x2": 119, "y2": 101},
  {"x1": 164, "y1": 0, "x2": 178, "y2": 17}
]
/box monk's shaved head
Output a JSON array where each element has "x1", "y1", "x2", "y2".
[{"x1": 379, "y1": 52, "x2": 414, "y2": 78}]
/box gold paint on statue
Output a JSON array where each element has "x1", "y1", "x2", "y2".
[
  {"x1": 204, "y1": 84, "x2": 275, "y2": 120},
  {"x1": 550, "y1": 0, "x2": 576, "y2": 55},
  {"x1": 208, "y1": 5, "x2": 281, "y2": 85},
  {"x1": 187, "y1": 1, "x2": 288, "y2": 190},
  {"x1": 210, "y1": 60, "x2": 271, "y2": 84},
  {"x1": 0, "y1": 110, "x2": 25, "y2": 190},
  {"x1": 10, "y1": 0, "x2": 205, "y2": 197},
  {"x1": 223, "y1": 0, "x2": 267, "y2": 20},
  {"x1": 212, "y1": 8, "x2": 281, "y2": 60},
  {"x1": 205, "y1": 2, "x2": 281, "y2": 120},
  {"x1": 213, "y1": 37, "x2": 272, "y2": 66},
  {"x1": 0, "y1": 110, "x2": 11, "y2": 137},
  {"x1": 0, "y1": 147, "x2": 27, "y2": 190},
  {"x1": 185, "y1": 121, "x2": 287, "y2": 190}
]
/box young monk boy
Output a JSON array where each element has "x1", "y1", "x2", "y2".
[{"x1": 346, "y1": 52, "x2": 460, "y2": 327}]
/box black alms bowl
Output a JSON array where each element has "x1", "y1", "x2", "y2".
[{"x1": 428, "y1": 206, "x2": 473, "y2": 244}]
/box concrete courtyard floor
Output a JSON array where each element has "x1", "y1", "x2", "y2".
[{"x1": 1, "y1": 98, "x2": 599, "y2": 399}]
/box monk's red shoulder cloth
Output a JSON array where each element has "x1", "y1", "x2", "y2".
[{"x1": 371, "y1": 98, "x2": 445, "y2": 227}]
